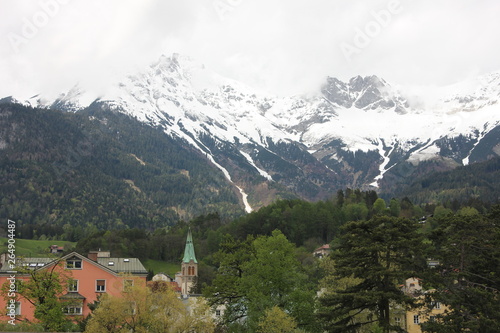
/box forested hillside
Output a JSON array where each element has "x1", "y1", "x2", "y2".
[
  {"x1": 0, "y1": 102, "x2": 250, "y2": 240},
  {"x1": 1, "y1": 101, "x2": 499, "y2": 242},
  {"x1": 385, "y1": 156, "x2": 500, "y2": 204}
]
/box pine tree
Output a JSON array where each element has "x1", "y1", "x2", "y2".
[
  {"x1": 423, "y1": 210, "x2": 500, "y2": 332},
  {"x1": 318, "y1": 216, "x2": 425, "y2": 333}
]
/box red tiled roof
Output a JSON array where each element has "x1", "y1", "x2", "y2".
[{"x1": 314, "y1": 244, "x2": 330, "y2": 252}]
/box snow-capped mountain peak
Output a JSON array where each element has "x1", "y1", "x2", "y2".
[
  {"x1": 321, "y1": 74, "x2": 409, "y2": 114},
  {"x1": 8, "y1": 54, "x2": 500, "y2": 210}
]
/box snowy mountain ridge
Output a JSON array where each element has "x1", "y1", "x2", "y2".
[{"x1": 11, "y1": 54, "x2": 500, "y2": 211}]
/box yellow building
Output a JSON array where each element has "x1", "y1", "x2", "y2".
[{"x1": 402, "y1": 278, "x2": 447, "y2": 333}]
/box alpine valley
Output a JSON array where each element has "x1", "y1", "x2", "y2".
[{"x1": 2, "y1": 54, "x2": 500, "y2": 229}]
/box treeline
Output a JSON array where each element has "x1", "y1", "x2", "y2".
[
  {"x1": 71, "y1": 190, "x2": 401, "y2": 260},
  {"x1": 226, "y1": 189, "x2": 425, "y2": 246},
  {"x1": 67, "y1": 185, "x2": 497, "y2": 264},
  {"x1": 71, "y1": 190, "x2": 497, "y2": 284},
  {"x1": 72, "y1": 188, "x2": 497, "y2": 261}
]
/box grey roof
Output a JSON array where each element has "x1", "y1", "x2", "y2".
[
  {"x1": 0, "y1": 257, "x2": 53, "y2": 272},
  {"x1": 0, "y1": 253, "x2": 148, "y2": 276},
  {"x1": 96, "y1": 257, "x2": 148, "y2": 274},
  {"x1": 60, "y1": 292, "x2": 86, "y2": 300}
]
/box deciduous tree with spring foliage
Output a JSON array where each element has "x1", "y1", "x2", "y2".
[
  {"x1": 85, "y1": 278, "x2": 214, "y2": 333},
  {"x1": 204, "y1": 230, "x2": 318, "y2": 332},
  {"x1": 1, "y1": 260, "x2": 71, "y2": 331}
]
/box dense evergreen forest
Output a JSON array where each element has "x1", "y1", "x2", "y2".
[
  {"x1": 70, "y1": 188, "x2": 496, "y2": 266},
  {"x1": 386, "y1": 156, "x2": 500, "y2": 205}
]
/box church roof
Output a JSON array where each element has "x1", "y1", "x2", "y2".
[{"x1": 182, "y1": 229, "x2": 197, "y2": 264}]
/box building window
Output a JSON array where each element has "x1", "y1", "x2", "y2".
[
  {"x1": 124, "y1": 279, "x2": 134, "y2": 291},
  {"x1": 394, "y1": 317, "x2": 401, "y2": 327},
  {"x1": 414, "y1": 315, "x2": 420, "y2": 324},
  {"x1": 63, "y1": 303, "x2": 83, "y2": 315},
  {"x1": 14, "y1": 302, "x2": 21, "y2": 315},
  {"x1": 6, "y1": 302, "x2": 21, "y2": 316},
  {"x1": 66, "y1": 259, "x2": 82, "y2": 269},
  {"x1": 433, "y1": 301, "x2": 441, "y2": 309},
  {"x1": 215, "y1": 310, "x2": 221, "y2": 316},
  {"x1": 96, "y1": 280, "x2": 106, "y2": 292},
  {"x1": 68, "y1": 280, "x2": 79, "y2": 292}
]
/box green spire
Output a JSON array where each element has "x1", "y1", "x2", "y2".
[{"x1": 182, "y1": 228, "x2": 197, "y2": 264}]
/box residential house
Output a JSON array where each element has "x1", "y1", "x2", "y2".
[
  {"x1": 49, "y1": 245, "x2": 64, "y2": 254},
  {"x1": 400, "y1": 277, "x2": 447, "y2": 333},
  {"x1": 0, "y1": 229, "x2": 213, "y2": 325},
  {"x1": 0, "y1": 251, "x2": 147, "y2": 323},
  {"x1": 313, "y1": 244, "x2": 331, "y2": 258},
  {"x1": 151, "y1": 273, "x2": 182, "y2": 293}
]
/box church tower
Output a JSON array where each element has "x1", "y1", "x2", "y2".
[{"x1": 180, "y1": 228, "x2": 198, "y2": 297}]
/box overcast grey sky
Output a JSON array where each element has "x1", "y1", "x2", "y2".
[{"x1": 1, "y1": 0, "x2": 499, "y2": 98}]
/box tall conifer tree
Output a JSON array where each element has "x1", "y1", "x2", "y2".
[{"x1": 318, "y1": 216, "x2": 425, "y2": 333}]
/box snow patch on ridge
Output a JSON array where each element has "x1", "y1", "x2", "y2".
[
  {"x1": 370, "y1": 141, "x2": 397, "y2": 187},
  {"x1": 240, "y1": 151, "x2": 273, "y2": 181},
  {"x1": 202, "y1": 149, "x2": 253, "y2": 213},
  {"x1": 235, "y1": 185, "x2": 252, "y2": 213},
  {"x1": 408, "y1": 143, "x2": 440, "y2": 164},
  {"x1": 462, "y1": 125, "x2": 488, "y2": 166}
]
